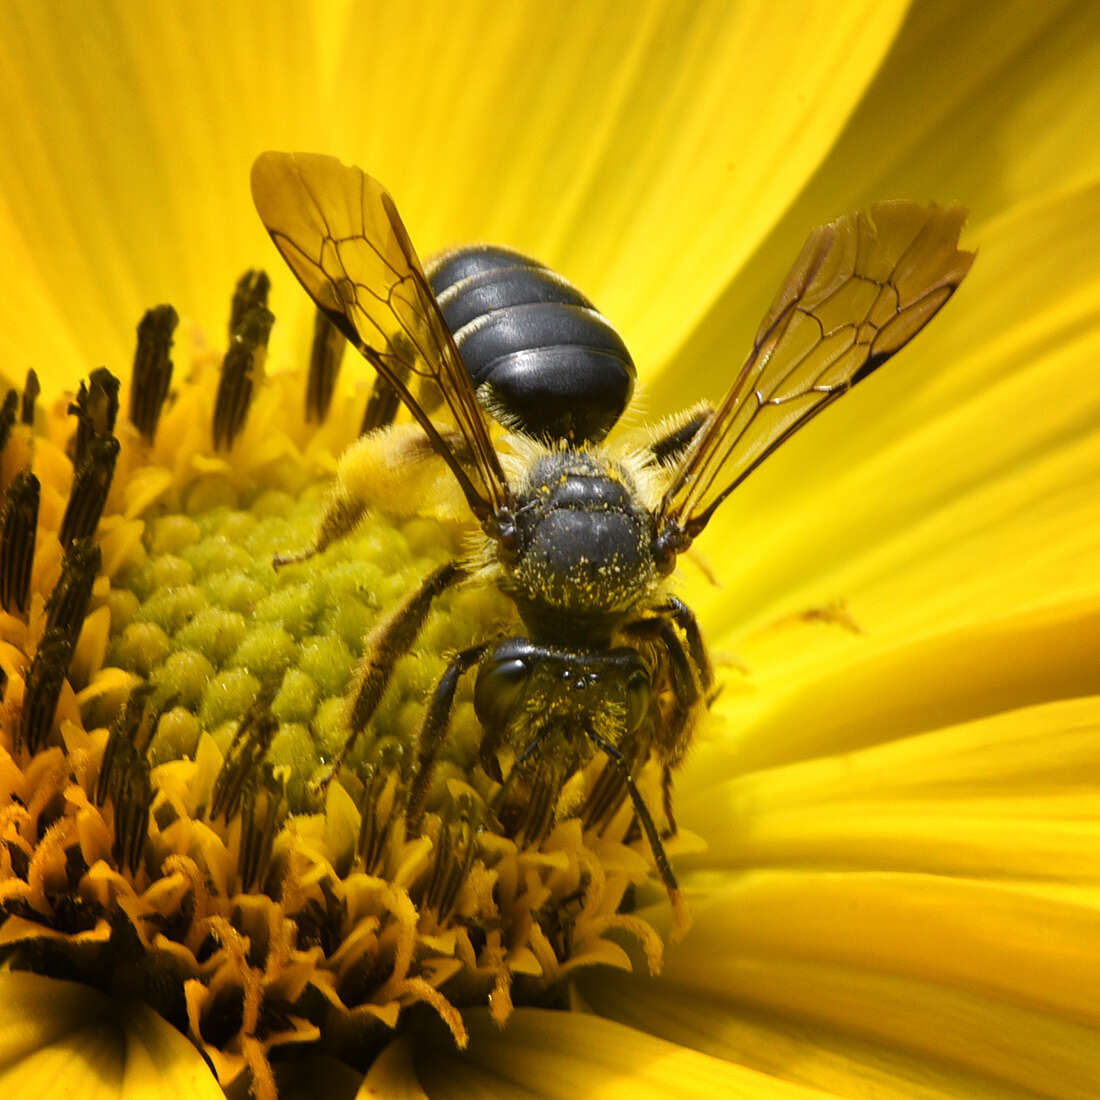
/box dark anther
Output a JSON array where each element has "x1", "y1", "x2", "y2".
[
  {"x1": 58, "y1": 435, "x2": 120, "y2": 548},
  {"x1": 581, "y1": 752, "x2": 631, "y2": 833},
  {"x1": 0, "y1": 471, "x2": 39, "y2": 615},
  {"x1": 20, "y1": 369, "x2": 39, "y2": 427},
  {"x1": 360, "y1": 375, "x2": 402, "y2": 434},
  {"x1": 130, "y1": 305, "x2": 178, "y2": 443},
  {"x1": 0, "y1": 390, "x2": 17, "y2": 457},
  {"x1": 355, "y1": 740, "x2": 407, "y2": 874},
  {"x1": 96, "y1": 684, "x2": 157, "y2": 807},
  {"x1": 209, "y1": 703, "x2": 278, "y2": 821},
  {"x1": 422, "y1": 795, "x2": 478, "y2": 921},
  {"x1": 113, "y1": 748, "x2": 154, "y2": 874},
  {"x1": 228, "y1": 269, "x2": 271, "y2": 339},
  {"x1": 306, "y1": 308, "x2": 346, "y2": 423},
  {"x1": 19, "y1": 627, "x2": 75, "y2": 753},
  {"x1": 44, "y1": 537, "x2": 101, "y2": 645},
  {"x1": 238, "y1": 764, "x2": 287, "y2": 893},
  {"x1": 68, "y1": 368, "x2": 121, "y2": 467},
  {"x1": 96, "y1": 684, "x2": 162, "y2": 872},
  {"x1": 213, "y1": 304, "x2": 275, "y2": 451},
  {"x1": 506, "y1": 761, "x2": 556, "y2": 848}
]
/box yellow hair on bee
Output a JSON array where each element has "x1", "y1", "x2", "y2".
[{"x1": 336, "y1": 422, "x2": 469, "y2": 522}]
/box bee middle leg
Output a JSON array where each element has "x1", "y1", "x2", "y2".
[{"x1": 315, "y1": 559, "x2": 467, "y2": 792}]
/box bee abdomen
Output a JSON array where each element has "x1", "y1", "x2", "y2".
[{"x1": 427, "y1": 246, "x2": 635, "y2": 443}]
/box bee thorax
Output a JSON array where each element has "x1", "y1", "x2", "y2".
[{"x1": 505, "y1": 452, "x2": 657, "y2": 638}]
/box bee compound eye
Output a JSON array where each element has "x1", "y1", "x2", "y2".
[
  {"x1": 625, "y1": 668, "x2": 651, "y2": 732},
  {"x1": 474, "y1": 656, "x2": 530, "y2": 730}
]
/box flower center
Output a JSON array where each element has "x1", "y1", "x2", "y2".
[{"x1": 0, "y1": 274, "x2": 672, "y2": 1097}]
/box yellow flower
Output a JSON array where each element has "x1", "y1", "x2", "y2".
[{"x1": 2, "y1": 2, "x2": 1100, "y2": 1098}]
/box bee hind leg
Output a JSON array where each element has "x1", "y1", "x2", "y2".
[{"x1": 273, "y1": 486, "x2": 367, "y2": 569}]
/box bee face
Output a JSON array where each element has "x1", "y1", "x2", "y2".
[
  {"x1": 474, "y1": 639, "x2": 651, "y2": 774},
  {"x1": 251, "y1": 151, "x2": 974, "y2": 907}
]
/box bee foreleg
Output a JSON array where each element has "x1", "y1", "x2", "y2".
[
  {"x1": 623, "y1": 614, "x2": 700, "y2": 766},
  {"x1": 584, "y1": 721, "x2": 682, "y2": 909},
  {"x1": 624, "y1": 605, "x2": 712, "y2": 837},
  {"x1": 406, "y1": 640, "x2": 492, "y2": 829},
  {"x1": 656, "y1": 596, "x2": 714, "y2": 697}
]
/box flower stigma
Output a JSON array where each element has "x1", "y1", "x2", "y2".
[{"x1": 0, "y1": 270, "x2": 678, "y2": 1096}]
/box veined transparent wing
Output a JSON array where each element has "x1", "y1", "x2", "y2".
[
  {"x1": 250, "y1": 151, "x2": 513, "y2": 525},
  {"x1": 657, "y1": 201, "x2": 974, "y2": 546}
]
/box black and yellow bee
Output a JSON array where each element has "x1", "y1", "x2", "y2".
[{"x1": 251, "y1": 152, "x2": 973, "y2": 915}]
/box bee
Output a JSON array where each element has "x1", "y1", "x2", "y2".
[{"x1": 251, "y1": 152, "x2": 974, "y2": 916}]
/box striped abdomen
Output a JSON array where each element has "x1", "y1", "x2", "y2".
[{"x1": 427, "y1": 246, "x2": 635, "y2": 444}]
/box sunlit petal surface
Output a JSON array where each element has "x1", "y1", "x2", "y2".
[
  {"x1": 653, "y1": 0, "x2": 1100, "y2": 412},
  {"x1": 587, "y1": 179, "x2": 1100, "y2": 1098},
  {"x1": 677, "y1": 179, "x2": 1100, "y2": 769},
  {"x1": 396, "y1": 1009, "x2": 840, "y2": 1099},
  {"x1": 0, "y1": 972, "x2": 224, "y2": 1098},
  {"x1": 0, "y1": 0, "x2": 906, "y2": 392}
]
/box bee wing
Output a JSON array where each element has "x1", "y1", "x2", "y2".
[
  {"x1": 251, "y1": 151, "x2": 513, "y2": 525},
  {"x1": 657, "y1": 201, "x2": 974, "y2": 546}
]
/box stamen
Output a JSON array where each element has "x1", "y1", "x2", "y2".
[
  {"x1": 58, "y1": 435, "x2": 119, "y2": 548},
  {"x1": 210, "y1": 702, "x2": 278, "y2": 821},
  {"x1": 130, "y1": 304, "x2": 178, "y2": 443},
  {"x1": 213, "y1": 275, "x2": 274, "y2": 450},
  {"x1": 0, "y1": 390, "x2": 17, "y2": 455},
  {"x1": 228, "y1": 269, "x2": 271, "y2": 338},
  {"x1": 96, "y1": 685, "x2": 158, "y2": 807},
  {"x1": 356, "y1": 741, "x2": 407, "y2": 874},
  {"x1": 112, "y1": 745, "x2": 153, "y2": 874},
  {"x1": 422, "y1": 794, "x2": 478, "y2": 921},
  {"x1": 0, "y1": 470, "x2": 39, "y2": 615},
  {"x1": 20, "y1": 369, "x2": 39, "y2": 426},
  {"x1": 68, "y1": 367, "x2": 120, "y2": 467},
  {"x1": 19, "y1": 628, "x2": 76, "y2": 752},
  {"x1": 44, "y1": 537, "x2": 101, "y2": 642},
  {"x1": 582, "y1": 755, "x2": 630, "y2": 833},
  {"x1": 512, "y1": 763, "x2": 557, "y2": 847},
  {"x1": 237, "y1": 765, "x2": 287, "y2": 893},
  {"x1": 306, "y1": 308, "x2": 346, "y2": 423},
  {"x1": 360, "y1": 375, "x2": 402, "y2": 434}
]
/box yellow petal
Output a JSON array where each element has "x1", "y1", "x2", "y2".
[
  {"x1": 0, "y1": 971, "x2": 223, "y2": 1098},
  {"x1": 0, "y1": 1, "x2": 908, "y2": 395},
  {"x1": 620, "y1": 694, "x2": 1100, "y2": 1097},
  {"x1": 652, "y1": 940, "x2": 1100, "y2": 1099},
  {"x1": 812, "y1": 0, "x2": 1100, "y2": 224},
  {"x1": 672, "y1": 179, "x2": 1100, "y2": 770},
  {"x1": 406, "y1": 1008, "x2": 840, "y2": 1099},
  {"x1": 274, "y1": 1054, "x2": 365, "y2": 1100},
  {"x1": 326, "y1": 1, "x2": 910, "y2": 375},
  {"x1": 652, "y1": 1, "x2": 1100, "y2": 411},
  {"x1": 582, "y1": 970, "x2": 1075, "y2": 1100}
]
